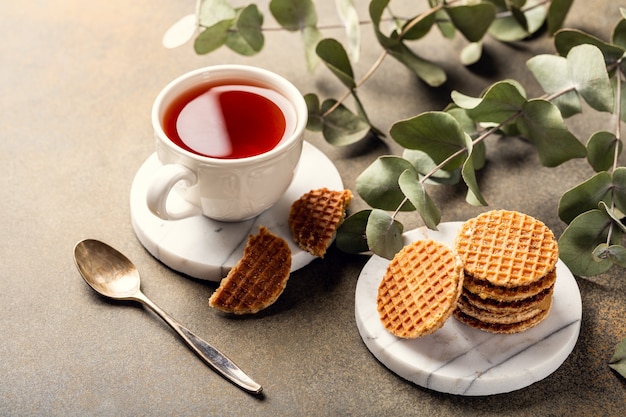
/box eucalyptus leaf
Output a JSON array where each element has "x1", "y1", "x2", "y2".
[
  {"x1": 526, "y1": 54, "x2": 581, "y2": 118},
  {"x1": 402, "y1": 149, "x2": 461, "y2": 184},
  {"x1": 320, "y1": 99, "x2": 370, "y2": 146},
  {"x1": 225, "y1": 5, "x2": 264, "y2": 55},
  {"x1": 547, "y1": 0, "x2": 574, "y2": 35},
  {"x1": 612, "y1": 18, "x2": 626, "y2": 50},
  {"x1": 568, "y1": 44, "x2": 614, "y2": 113},
  {"x1": 598, "y1": 201, "x2": 626, "y2": 234},
  {"x1": 460, "y1": 80, "x2": 527, "y2": 124},
  {"x1": 335, "y1": 210, "x2": 371, "y2": 254},
  {"x1": 270, "y1": 0, "x2": 317, "y2": 31},
  {"x1": 399, "y1": 8, "x2": 437, "y2": 40},
  {"x1": 370, "y1": 0, "x2": 446, "y2": 87},
  {"x1": 302, "y1": 25, "x2": 323, "y2": 70},
  {"x1": 304, "y1": 93, "x2": 323, "y2": 131},
  {"x1": 516, "y1": 99, "x2": 587, "y2": 167},
  {"x1": 611, "y1": 167, "x2": 626, "y2": 216},
  {"x1": 587, "y1": 131, "x2": 620, "y2": 172},
  {"x1": 554, "y1": 29, "x2": 625, "y2": 66},
  {"x1": 316, "y1": 38, "x2": 356, "y2": 89},
  {"x1": 558, "y1": 171, "x2": 612, "y2": 224},
  {"x1": 194, "y1": 19, "x2": 232, "y2": 54},
  {"x1": 433, "y1": 9, "x2": 456, "y2": 39},
  {"x1": 510, "y1": 5, "x2": 529, "y2": 32},
  {"x1": 356, "y1": 156, "x2": 416, "y2": 211},
  {"x1": 386, "y1": 40, "x2": 447, "y2": 87},
  {"x1": 488, "y1": 0, "x2": 547, "y2": 41},
  {"x1": 460, "y1": 42, "x2": 483, "y2": 66},
  {"x1": 444, "y1": 3, "x2": 496, "y2": 43},
  {"x1": 461, "y1": 133, "x2": 488, "y2": 206},
  {"x1": 558, "y1": 209, "x2": 621, "y2": 277},
  {"x1": 336, "y1": 0, "x2": 361, "y2": 61},
  {"x1": 609, "y1": 338, "x2": 626, "y2": 379},
  {"x1": 198, "y1": 0, "x2": 235, "y2": 27},
  {"x1": 390, "y1": 111, "x2": 468, "y2": 171},
  {"x1": 592, "y1": 243, "x2": 626, "y2": 267},
  {"x1": 366, "y1": 209, "x2": 404, "y2": 260},
  {"x1": 398, "y1": 170, "x2": 441, "y2": 229}
]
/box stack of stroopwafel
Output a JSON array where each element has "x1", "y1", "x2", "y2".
[
  {"x1": 377, "y1": 240, "x2": 464, "y2": 338},
  {"x1": 289, "y1": 188, "x2": 352, "y2": 258},
  {"x1": 453, "y1": 210, "x2": 559, "y2": 334},
  {"x1": 209, "y1": 226, "x2": 292, "y2": 315}
]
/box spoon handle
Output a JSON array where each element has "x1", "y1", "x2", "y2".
[{"x1": 135, "y1": 291, "x2": 262, "y2": 394}]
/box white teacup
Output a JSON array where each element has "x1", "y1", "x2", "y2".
[{"x1": 146, "y1": 65, "x2": 307, "y2": 222}]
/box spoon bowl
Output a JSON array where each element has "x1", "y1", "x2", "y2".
[{"x1": 73, "y1": 239, "x2": 262, "y2": 395}]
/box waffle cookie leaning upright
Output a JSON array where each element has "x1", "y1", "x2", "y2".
[
  {"x1": 209, "y1": 226, "x2": 292, "y2": 315},
  {"x1": 377, "y1": 240, "x2": 464, "y2": 339},
  {"x1": 453, "y1": 210, "x2": 559, "y2": 334},
  {"x1": 289, "y1": 188, "x2": 352, "y2": 258}
]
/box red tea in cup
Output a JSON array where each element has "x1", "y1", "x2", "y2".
[{"x1": 162, "y1": 81, "x2": 296, "y2": 159}]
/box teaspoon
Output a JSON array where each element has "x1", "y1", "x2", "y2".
[{"x1": 73, "y1": 239, "x2": 262, "y2": 395}]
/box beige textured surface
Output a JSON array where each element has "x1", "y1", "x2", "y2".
[{"x1": 1, "y1": 1, "x2": 625, "y2": 416}]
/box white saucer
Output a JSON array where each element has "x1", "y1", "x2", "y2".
[
  {"x1": 355, "y1": 222, "x2": 582, "y2": 396},
  {"x1": 130, "y1": 141, "x2": 344, "y2": 282}
]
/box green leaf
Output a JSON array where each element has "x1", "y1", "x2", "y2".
[
  {"x1": 488, "y1": 0, "x2": 547, "y2": 41},
  {"x1": 302, "y1": 25, "x2": 323, "y2": 70},
  {"x1": 611, "y1": 167, "x2": 626, "y2": 215},
  {"x1": 460, "y1": 42, "x2": 483, "y2": 66},
  {"x1": 598, "y1": 201, "x2": 626, "y2": 234},
  {"x1": 554, "y1": 29, "x2": 625, "y2": 66},
  {"x1": 433, "y1": 9, "x2": 456, "y2": 39},
  {"x1": 558, "y1": 209, "x2": 621, "y2": 277},
  {"x1": 568, "y1": 44, "x2": 614, "y2": 113},
  {"x1": 225, "y1": 5, "x2": 264, "y2": 55},
  {"x1": 319, "y1": 99, "x2": 370, "y2": 146},
  {"x1": 402, "y1": 149, "x2": 461, "y2": 185},
  {"x1": 612, "y1": 18, "x2": 626, "y2": 50},
  {"x1": 304, "y1": 93, "x2": 323, "y2": 131},
  {"x1": 335, "y1": 210, "x2": 371, "y2": 254},
  {"x1": 398, "y1": 170, "x2": 441, "y2": 229},
  {"x1": 547, "y1": 0, "x2": 574, "y2": 35},
  {"x1": 193, "y1": 19, "x2": 232, "y2": 54},
  {"x1": 527, "y1": 54, "x2": 581, "y2": 118},
  {"x1": 356, "y1": 156, "x2": 416, "y2": 211},
  {"x1": 558, "y1": 172, "x2": 612, "y2": 224},
  {"x1": 390, "y1": 111, "x2": 468, "y2": 171},
  {"x1": 399, "y1": 8, "x2": 437, "y2": 40},
  {"x1": 370, "y1": 0, "x2": 446, "y2": 87},
  {"x1": 461, "y1": 133, "x2": 488, "y2": 206},
  {"x1": 198, "y1": 0, "x2": 236, "y2": 27},
  {"x1": 592, "y1": 243, "x2": 626, "y2": 267},
  {"x1": 336, "y1": 0, "x2": 361, "y2": 61},
  {"x1": 457, "y1": 80, "x2": 527, "y2": 124},
  {"x1": 366, "y1": 209, "x2": 404, "y2": 260},
  {"x1": 316, "y1": 38, "x2": 355, "y2": 89},
  {"x1": 444, "y1": 3, "x2": 496, "y2": 43},
  {"x1": 587, "y1": 131, "x2": 621, "y2": 172},
  {"x1": 516, "y1": 99, "x2": 587, "y2": 167},
  {"x1": 270, "y1": 0, "x2": 317, "y2": 31},
  {"x1": 386, "y1": 42, "x2": 447, "y2": 87},
  {"x1": 609, "y1": 338, "x2": 626, "y2": 379}
]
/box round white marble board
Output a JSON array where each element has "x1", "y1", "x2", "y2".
[
  {"x1": 355, "y1": 221, "x2": 582, "y2": 396},
  {"x1": 130, "y1": 141, "x2": 344, "y2": 282}
]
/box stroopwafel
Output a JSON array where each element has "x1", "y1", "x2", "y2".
[
  {"x1": 289, "y1": 188, "x2": 352, "y2": 258},
  {"x1": 209, "y1": 226, "x2": 292, "y2": 314},
  {"x1": 377, "y1": 240, "x2": 464, "y2": 339}
]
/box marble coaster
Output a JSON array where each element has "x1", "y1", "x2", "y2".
[
  {"x1": 355, "y1": 222, "x2": 582, "y2": 396},
  {"x1": 130, "y1": 141, "x2": 344, "y2": 282}
]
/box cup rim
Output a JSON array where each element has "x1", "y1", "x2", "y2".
[{"x1": 152, "y1": 64, "x2": 307, "y2": 165}]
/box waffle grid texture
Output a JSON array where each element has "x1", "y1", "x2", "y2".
[
  {"x1": 209, "y1": 226, "x2": 292, "y2": 314},
  {"x1": 377, "y1": 240, "x2": 463, "y2": 339},
  {"x1": 455, "y1": 210, "x2": 558, "y2": 288},
  {"x1": 289, "y1": 188, "x2": 352, "y2": 257}
]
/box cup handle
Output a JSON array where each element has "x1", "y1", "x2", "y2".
[{"x1": 146, "y1": 163, "x2": 200, "y2": 220}]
